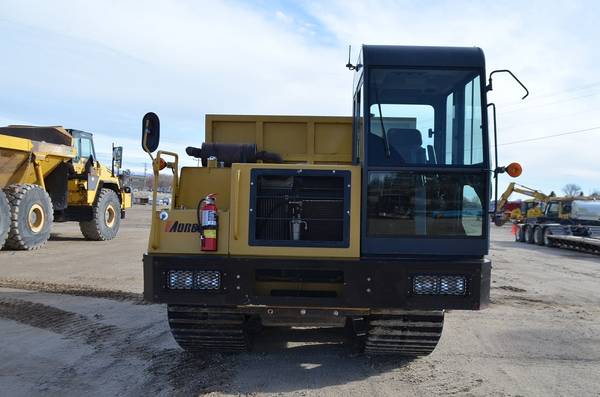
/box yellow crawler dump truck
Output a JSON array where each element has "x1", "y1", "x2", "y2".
[
  {"x1": 0, "y1": 126, "x2": 131, "y2": 250},
  {"x1": 142, "y1": 45, "x2": 525, "y2": 357}
]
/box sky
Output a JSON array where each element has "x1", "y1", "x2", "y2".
[{"x1": 1, "y1": 0, "x2": 599, "y2": 198}]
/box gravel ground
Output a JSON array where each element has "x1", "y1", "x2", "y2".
[{"x1": 1, "y1": 206, "x2": 599, "y2": 396}]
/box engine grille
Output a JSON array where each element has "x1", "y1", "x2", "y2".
[{"x1": 251, "y1": 170, "x2": 349, "y2": 246}]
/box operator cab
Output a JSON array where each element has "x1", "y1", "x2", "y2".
[
  {"x1": 68, "y1": 129, "x2": 97, "y2": 164},
  {"x1": 353, "y1": 46, "x2": 489, "y2": 256}
]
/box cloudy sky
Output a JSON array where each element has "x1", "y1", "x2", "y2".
[{"x1": 1, "y1": 0, "x2": 599, "y2": 197}]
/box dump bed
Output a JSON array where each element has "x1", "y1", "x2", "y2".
[
  {"x1": 205, "y1": 115, "x2": 353, "y2": 164},
  {"x1": 0, "y1": 125, "x2": 72, "y2": 146},
  {"x1": 0, "y1": 126, "x2": 75, "y2": 187}
]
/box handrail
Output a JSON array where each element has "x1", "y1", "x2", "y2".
[
  {"x1": 232, "y1": 169, "x2": 241, "y2": 240},
  {"x1": 150, "y1": 150, "x2": 178, "y2": 249}
]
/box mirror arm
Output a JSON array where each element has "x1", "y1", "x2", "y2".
[
  {"x1": 142, "y1": 130, "x2": 155, "y2": 162},
  {"x1": 487, "y1": 102, "x2": 500, "y2": 215},
  {"x1": 486, "y1": 69, "x2": 529, "y2": 100}
]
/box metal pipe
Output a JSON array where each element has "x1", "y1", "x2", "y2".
[{"x1": 32, "y1": 156, "x2": 46, "y2": 190}]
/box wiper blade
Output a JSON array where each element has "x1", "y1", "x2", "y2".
[
  {"x1": 377, "y1": 102, "x2": 391, "y2": 158},
  {"x1": 373, "y1": 78, "x2": 390, "y2": 158}
]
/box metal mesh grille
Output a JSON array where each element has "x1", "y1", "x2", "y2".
[
  {"x1": 168, "y1": 271, "x2": 194, "y2": 290},
  {"x1": 413, "y1": 275, "x2": 439, "y2": 295},
  {"x1": 167, "y1": 270, "x2": 221, "y2": 290},
  {"x1": 194, "y1": 271, "x2": 221, "y2": 290},
  {"x1": 440, "y1": 276, "x2": 466, "y2": 295},
  {"x1": 413, "y1": 275, "x2": 466, "y2": 296}
]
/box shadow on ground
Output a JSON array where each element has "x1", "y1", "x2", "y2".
[{"x1": 165, "y1": 327, "x2": 413, "y2": 395}]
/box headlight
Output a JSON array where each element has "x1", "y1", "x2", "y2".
[
  {"x1": 194, "y1": 271, "x2": 221, "y2": 290},
  {"x1": 168, "y1": 270, "x2": 194, "y2": 290},
  {"x1": 413, "y1": 275, "x2": 467, "y2": 296},
  {"x1": 167, "y1": 270, "x2": 221, "y2": 290},
  {"x1": 439, "y1": 276, "x2": 466, "y2": 295},
  {"x1": 413, "y1": 275, "x2": 438, "y2": 294}
]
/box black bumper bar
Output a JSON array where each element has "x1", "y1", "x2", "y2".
[{"x1": 143, "y1": 254, "x2": 491, "y2": 311}]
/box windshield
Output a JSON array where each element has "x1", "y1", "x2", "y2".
[{"x1": 368, "y1": 68, "x2": 485, "y2": 167}]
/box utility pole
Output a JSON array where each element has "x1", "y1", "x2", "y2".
[{"x1": 143, "y1": 162, "x2": 148, "y2": 191}]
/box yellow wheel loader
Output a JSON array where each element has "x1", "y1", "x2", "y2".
[
  {"x1": 0, "y1": 126, "x2": 131, "y2": 250},
  {"x1": 142, "y1": 45, "x2": 526, "y2": 357}
]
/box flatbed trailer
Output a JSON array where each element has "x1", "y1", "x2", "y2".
[
  {"x1": 515, "y1": 199, "x2": 600, "y2": 255},
  {"x1": 547, "y1": 235, "x2": 600, "y2": 254}
]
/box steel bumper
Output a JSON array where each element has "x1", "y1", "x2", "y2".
[{"x1": 143, "y1": 254, "x2": 491, "y2": 311}]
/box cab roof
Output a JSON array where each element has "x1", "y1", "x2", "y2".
[{"x1": 362, "y1": 45, "x2": 485, "y2": 69}]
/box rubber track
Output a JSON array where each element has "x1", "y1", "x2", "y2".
[
  {"x1": 364, "y1": 311, "x2": 444, "y2": 356},
  {"x1": 167, "y1": 305, "x2": 250, "y2": 353}
]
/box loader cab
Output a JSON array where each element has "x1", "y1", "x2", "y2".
[
  {"x1": 353, "y1": 45, "x2": 489, "y2": 256},
  {"x1": 69, "y1": 129, "x2": 97, "y2": 173}
]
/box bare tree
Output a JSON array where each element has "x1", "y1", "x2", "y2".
[
  {"x1": 562, "y1": 183, "x2": 582, "y2": 197},
  {"x1": 590, "y1": 190, "x2": 600, "y2": 198}
]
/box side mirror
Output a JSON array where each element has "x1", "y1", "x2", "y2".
[
  {"x1": 142, "y1": 112, "x2": 160, "y2": 153},
  {"x1": 112, "y1": 146, "x2": 123, "y2": 169}
]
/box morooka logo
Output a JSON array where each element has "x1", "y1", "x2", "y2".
[{"x1": 165, "y1": 221, "x2": 200, "y2": 233}]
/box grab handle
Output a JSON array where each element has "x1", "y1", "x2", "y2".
[{"x1": 232, "y1": 169, "x2": 241, "y2": 240}]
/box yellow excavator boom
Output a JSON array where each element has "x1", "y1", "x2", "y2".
[{"x1": 494, "y1": 183, "x2": 549, "y2": 226}]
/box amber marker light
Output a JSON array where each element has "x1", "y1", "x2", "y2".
[
  {"x1": 159, "y1": 158, "x2": 168, "y2": 170},
  {"x1": 506, "y1": 162, "x2": 522, "y2": 178}
]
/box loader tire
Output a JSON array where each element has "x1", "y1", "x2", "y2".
[
  {"x1": 0, "y1": 190, "x2": 10, "y2": 249},
  {"x1": 4, "y1": 184, "x2": 53, "y2": 250},
  {"x1": 79, "y1": 188, "x2": 121, "y2": 241},
  {"x1": 494, "y1": 216, "x2": 507, "y2": 227}
]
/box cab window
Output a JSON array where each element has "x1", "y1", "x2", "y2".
[
  {"x1": 75, "y1": 137, "x2": 94, "y2": 161},
  {"x1": 546, "y1": 202, "x2": 559, "y2": 217}
]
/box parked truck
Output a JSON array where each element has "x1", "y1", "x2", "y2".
[
  {"x1": 141, "y1": 45, "x2": 525, "y2": 356},
  {"x1": 515, "y1": 197, "x2": 600, "y2": 254},
  {"x1": 0, "y1": 125, "x2": 131, "y2": 250}
]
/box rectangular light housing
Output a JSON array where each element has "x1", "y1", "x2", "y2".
[
  {"x1": 167, "y1": 270, "x2": 221, "y2": 290},
  {"x1": 194, "y1": 270, "x2": 221, "y2": 290},
  {"x1": 413, "y1": 275, "x2": 467, "y2": 296}
]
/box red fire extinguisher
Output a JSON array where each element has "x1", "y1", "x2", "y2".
[{"x1": 199, "y1": 194, "x2": 217, "y2": 251}]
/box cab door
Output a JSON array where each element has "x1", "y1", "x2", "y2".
[{"x1": 69, "y1": 130, "x2": 99, "y2": 205}]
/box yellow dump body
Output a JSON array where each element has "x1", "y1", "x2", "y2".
[
  {"x1": 0, "y1": 130, "x2": 76, "y2": 188},
  {"x1": 149, "y1": 115, "x2": 357, "y2": 256}
]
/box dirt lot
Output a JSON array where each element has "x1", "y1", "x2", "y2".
[{"x1": 1, "y1": 206, "x2": 599, "y2": 396}]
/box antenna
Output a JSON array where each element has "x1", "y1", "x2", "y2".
[{"x1": 345, "y1": 45, "x2": 356, "y2": 71}]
